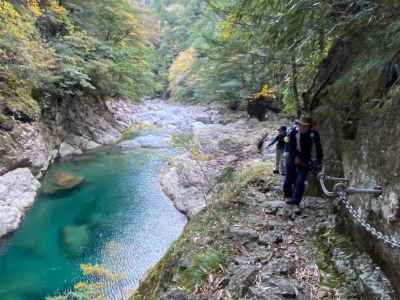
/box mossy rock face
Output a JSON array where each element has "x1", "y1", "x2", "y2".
[
  {"x1": 41, "y1": 171, "x2": 85, "y2": 195},
  {"x1": 308, "y1": 22, "x2": 400, "y2": 296},
  {"x1": 0, "y1": 114, "x2": 14, "y2": 131},
  {"x1": 4, "y1": 96, "x2": 41, "y2": 123}
]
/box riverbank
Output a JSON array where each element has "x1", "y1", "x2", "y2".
[
  {"x1": 0, "y1": 97, "x2": 142, "y2": 239},
  {"x1": 132, "y1": 102, "x2": 396, "y2": 299}
]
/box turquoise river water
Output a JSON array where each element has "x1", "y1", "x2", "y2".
[{"x1": 0, "y1": 146, "x2": 186, "y2": 299}]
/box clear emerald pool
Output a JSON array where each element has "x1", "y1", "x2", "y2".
[{"x1": 0, "y1": 146, "x2": 186, "y2": 299}]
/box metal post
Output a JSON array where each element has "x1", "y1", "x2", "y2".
[{"x1": 317, "y1": 172, "x2": 383, "y2": 197}]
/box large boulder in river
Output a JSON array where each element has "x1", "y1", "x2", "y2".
[
  {"x1": 41, "y1": 171, "x2": 84, "y2": 195},
  {"x1": 60, "y1": 225, "x2": 90, "y2": 257},
  {"x1": 0, "y1": 168, "x2": 40, "y2": 237}
]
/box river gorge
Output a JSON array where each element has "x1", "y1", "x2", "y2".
[{"x1": 0, "y1": 100, "x2": 220, "y2": 299}]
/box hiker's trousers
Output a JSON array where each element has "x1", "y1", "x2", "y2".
[{"x1": 283, "y1": 161, "x2": 308, "y2": 204}]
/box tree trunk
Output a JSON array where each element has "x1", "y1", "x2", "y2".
[{"x1": 291, "y1": 54, "x2": 301, "y2": 117}]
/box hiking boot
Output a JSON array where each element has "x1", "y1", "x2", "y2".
[
  {"x1": 273, "y1": 169, "x2": 279, "y2": 174},
  {"x1": 285, "y1": 200, "x2": 299, "y2": 206}
]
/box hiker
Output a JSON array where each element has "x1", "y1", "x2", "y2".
[
  {"x1": 266, "y1": 126, "x2": 287, "y2": 175},
  {"x1": 283, "y1": 116, "x2": 323, "y2": 206}
]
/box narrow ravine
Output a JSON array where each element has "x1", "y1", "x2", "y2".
[{"x1": 0, "y1": 100, "x2": 217, "y2": 300}]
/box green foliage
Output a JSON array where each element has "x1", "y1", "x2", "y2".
[
  {"x1": 1, "y1": 0, "x2": 160, "y2": 123},
  {"x1": 182, "y1": 248, "x2": 225, "y2": 289},
  {"x1": 171, "y1": 132, "x2": 194, "y2": 149},
  {"x1": 282, "y1": 88, "x2": 297, "y2": 117},
  {"x1": 132, "y1": 201, "x2": 235, "y2": 299},
  {"x1": 217, "y1": 165, "x2": 235, "y2": 184},
  {"x1": 313, "y1": 228, "x2": 357, "y2": 289},
  {"x1": 151, "y1": 0, "x2": 399, "y2": 113},
  {"x1": 218, "y1": 161, "x2": 273, "y2": 204}
]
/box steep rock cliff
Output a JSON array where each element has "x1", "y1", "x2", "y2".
[{"x1": 307, "y1": 22, "x2": 400, "y2": 295}]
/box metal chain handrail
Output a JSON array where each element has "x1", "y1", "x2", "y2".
[
  {"x1": 337, "y1": 190, "x2": 400, "y2": 249},
  {"x1": 318, "y1": 172, "x2": 400, "y2": 249}
]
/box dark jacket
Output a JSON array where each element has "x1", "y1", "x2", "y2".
[
  {"x1": 286, "y1": 128, "x2": 323, "y2": 166},
  {"x1": 268, "y1": 133, "x2": 286, "y2": 151}
]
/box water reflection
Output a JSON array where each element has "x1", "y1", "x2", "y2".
[{"x1": 0, "y1": 147, "x2": 186, "y2": 299}]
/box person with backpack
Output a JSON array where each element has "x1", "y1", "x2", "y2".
[
  {"x1": 283, "y1": 116, "x2": 323, "y2": 206},
  {"x1": 267, "y1": 126, "x2": 287, "y2": 175}
]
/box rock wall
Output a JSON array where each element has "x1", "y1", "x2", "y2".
[
  {"x1": 0, "y1": 96, "x2": 138, "y2": 238},
  {"x1": 307, "y1": 25, "x2": 400, "y2": 296}
]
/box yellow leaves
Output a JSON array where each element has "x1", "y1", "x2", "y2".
[
  {"x1": 73, "y1": 281, "x2": 106, "y2": 300},
  {"x1": 28, "y1": 0, "x2": 42, "y2": 16},
  {"x1": 48, "y1": 0, "x2": 68, "y2": 16},
  {"x1": 0, "y1": 0, "x2": 64, "y2": 40},
  {"x1": 219, "y1": 15, "x2": 237, "y2": 41},
  {"x1": 0, "y1": 2, "x2": 21, "y2": 21},
  {"x1": 168, "y1": 47, "x2": 195, "y2": 84},
  {"x1": 0, "y1": 2, "x2": 30, "y2": 40},
  {"x1": 80, "y1": 263, "x2": 123, "y2": 281},
  {"x1": 168, "y1": 47, "x2": 197, "y2": 100},
  {"x1": 249, "y1": 84, "x2": 276, "y2": 103},
  {"x1": 257, "y1": 84, "x2": 275, "y2": 97},
  {"x1": 74, "y1": 282, "x2": 103, "y2": 291}
]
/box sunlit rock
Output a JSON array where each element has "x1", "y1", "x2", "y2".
[
  {"x1": 0, "y1": 205, "x2": 22, "y2": 237},
  {"x1": 41, "y1": 171, "x2": 84, "y2": 194},
  {"x1": 0, "y1": 168, "x2": 40, "y2": 237},
  {"x1": 59, "y1": 142, "x2": 82, "y2": 157}
]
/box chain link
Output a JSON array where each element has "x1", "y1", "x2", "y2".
[{"x1": 337, "y1": 191, "x2": 400, "y2": 248}]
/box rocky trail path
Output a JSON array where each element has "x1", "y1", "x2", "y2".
[
  {"x1": 151, "y1": 180, "x2": 395, "y2": 300},
  {"x1": 132, "y1": 101, "x2": 396, "y2": 300}
]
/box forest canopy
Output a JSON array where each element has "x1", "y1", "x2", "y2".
[
  {"x1": 2, "y1": 0, "x2": 400, "y2": 123},
  {"x1": 0, "y1": 0, "x2": 160, "y2": 125},
  {"x1": 152, "y1": 0, "x2": 400, "y2": 115}
]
